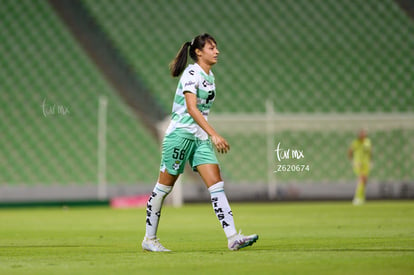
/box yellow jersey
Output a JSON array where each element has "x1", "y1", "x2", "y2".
[{"x1": 350, "y1": 138, "x2": 372, "y2": 164}]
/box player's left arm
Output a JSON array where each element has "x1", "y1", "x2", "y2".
[{"x1": 184, "y1": 91, "x2": 230, "y2": 154}]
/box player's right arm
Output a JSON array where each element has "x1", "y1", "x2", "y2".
[
  {"x1": 348, "y1": 140, "x2": 357, "y2": 160},
  {"x1": 348, "y1": 147, "x2": 353, "y2": 160}
]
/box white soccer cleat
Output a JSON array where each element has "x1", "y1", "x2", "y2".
[
  {"x1": 228, "y1": 231, "x2": 259, "y2": 251},
  {"x1": 353, "y1": 198, "x2": 365, "y2": 206},
  {"x1": 142, "y1": 237, "x2": 171, "y2": 252}
]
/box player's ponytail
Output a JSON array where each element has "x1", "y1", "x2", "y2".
[
  {"x1": 169, "y1": 41, "x2": 191, "y2": 77},
  {"x1": 169, "y1": 33, "x2": 217, "y2": 77}
]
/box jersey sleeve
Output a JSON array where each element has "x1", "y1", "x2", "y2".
[{"x1": 180, "y1": 68, "x2": 198, "y2": 94}]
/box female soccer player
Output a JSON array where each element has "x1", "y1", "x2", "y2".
[
  {"x1": 348, "y1": 129, "x2": 372, "y2": 205},
  {"x1": 142, "y1": 33, "x2": 258, "y2": 252}
]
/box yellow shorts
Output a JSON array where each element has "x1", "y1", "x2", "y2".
[{"x1": 353, "y1": 162, "x2": 370, "y2": 176}]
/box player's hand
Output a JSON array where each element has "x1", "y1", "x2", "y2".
[{"x1": 211, "y1": 135, "x2": 230, "y2": 154}]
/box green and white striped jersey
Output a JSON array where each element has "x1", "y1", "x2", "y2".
[{"x1": 166, "y1": 63, "x2": 216, "y2": 140}]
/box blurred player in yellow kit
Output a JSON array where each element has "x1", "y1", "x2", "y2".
[{"x1": 348, "y1": 129, "x2": 372, "y2": 205}]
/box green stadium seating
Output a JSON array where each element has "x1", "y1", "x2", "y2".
[
  {"x1": 82, "y1": 0, "x2": 413, "y2": 113},
  {"x1": 0, "y1": 0, "x2": 160, "y2": 185},
  {"x1": 1, "y1": 0, "x2": 413, "y2": 189},
  {"x1": 80, "y1": 0, "x2": 414, "y2": 183}
]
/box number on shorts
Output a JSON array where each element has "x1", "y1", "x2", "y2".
[{"x1": 173, "y1": 148, "x2": 186, "y2": 160}]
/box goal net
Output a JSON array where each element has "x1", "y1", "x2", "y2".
[{"x1": 208, "y1": 102, "x2": 414, "y2": 198}]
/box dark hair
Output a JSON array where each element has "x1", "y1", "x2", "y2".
[{"x1": 169, "y1": 33, "x2": 217, "y2": 77}]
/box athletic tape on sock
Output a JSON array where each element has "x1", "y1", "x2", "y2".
[
  {"x1": 155, "y1": 182, "x2": 172, "y2": 194},
  {"x1": 208, "y1": 181, "x2": 224, "y2": 194}
]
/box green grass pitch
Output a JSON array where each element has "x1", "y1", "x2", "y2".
[{"x1": 1, "y1": 201, "x2": 413, "y2": 275}]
